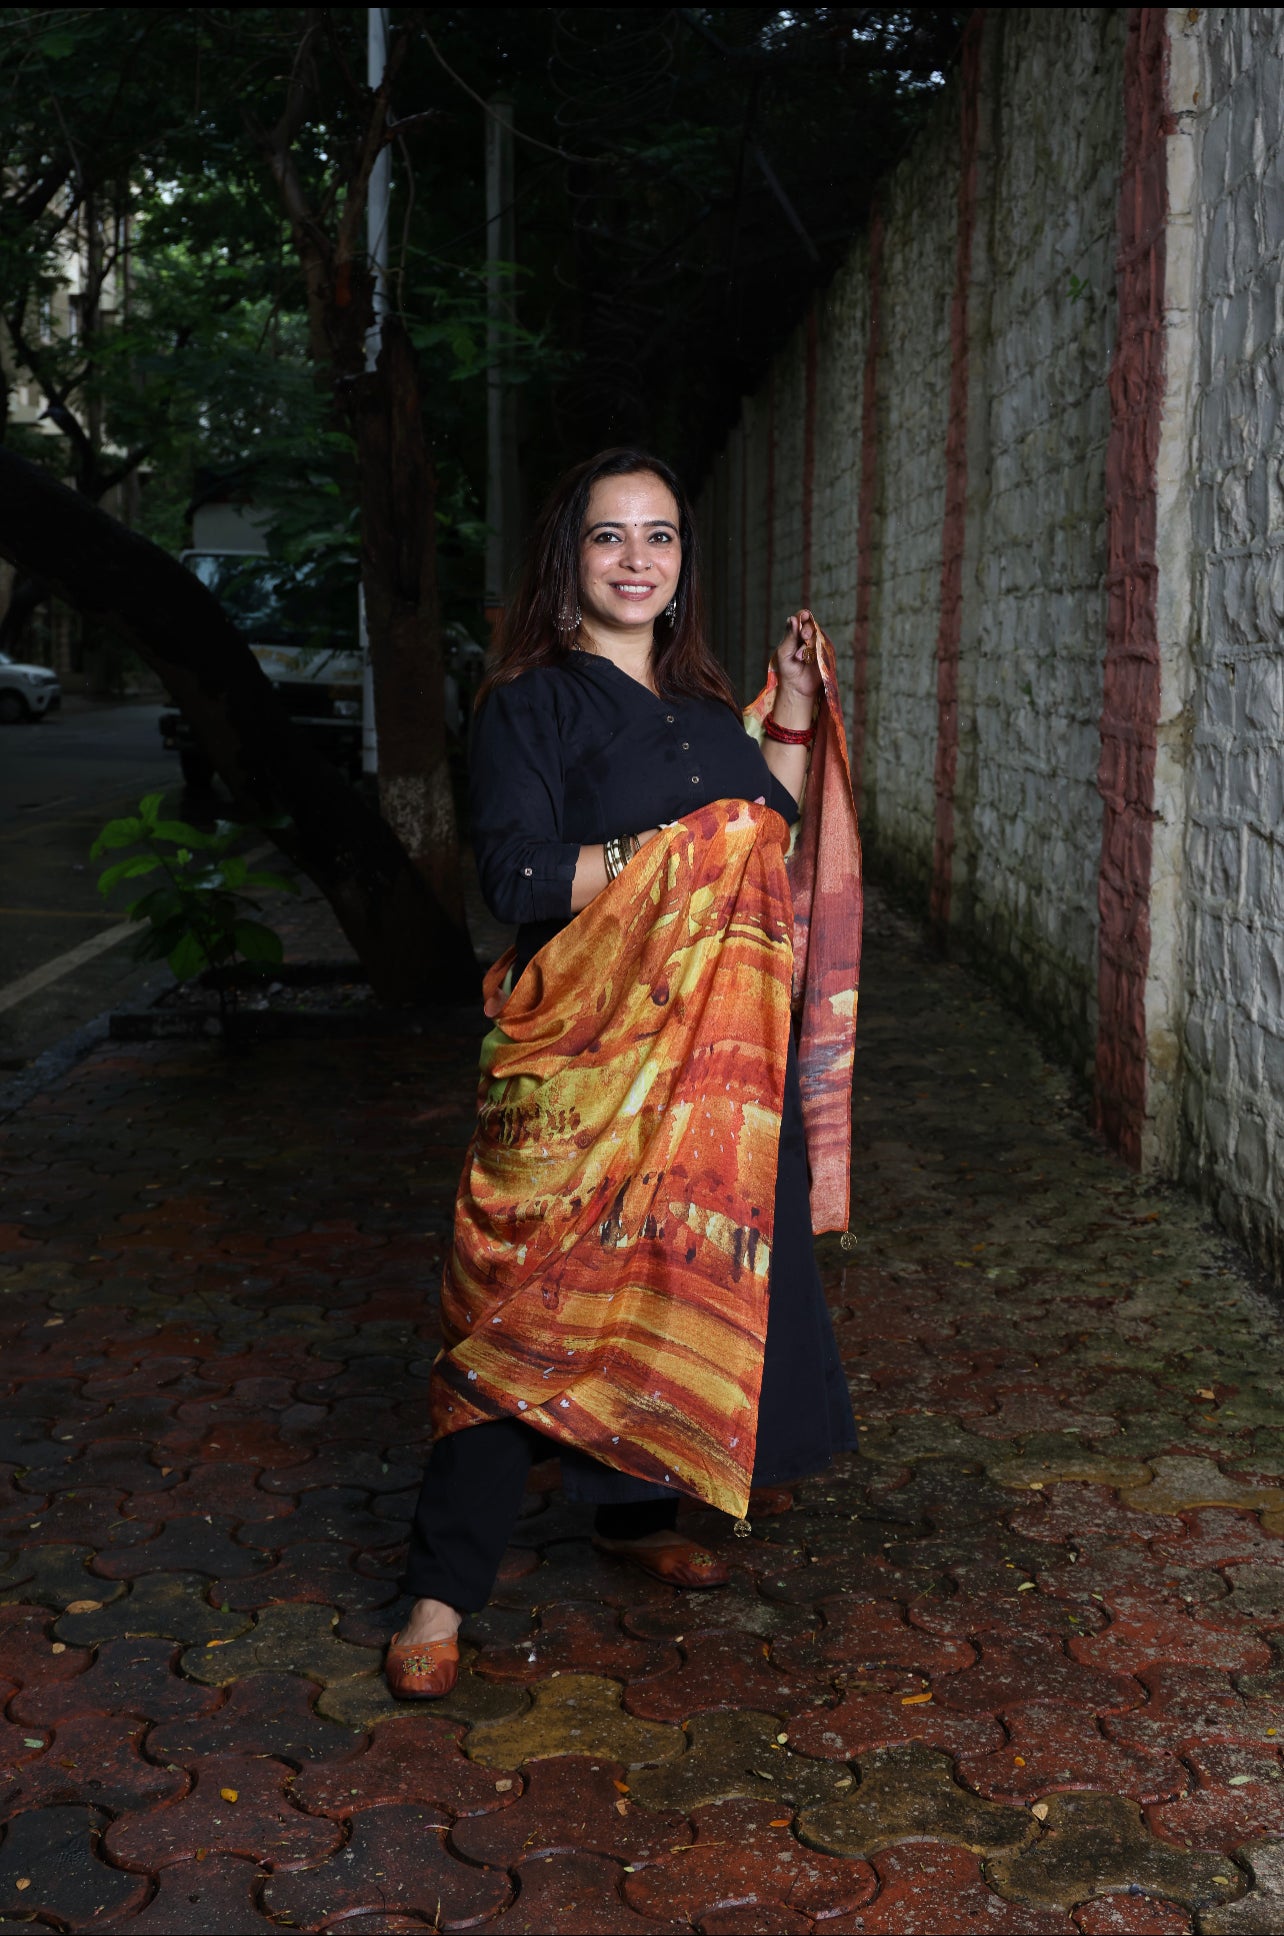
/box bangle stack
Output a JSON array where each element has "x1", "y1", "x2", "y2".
[
  {"x1": 763, "y1": 715, "x2": 816, "y2": 747},
  {"x1": 604, "y1": 832, "x2": 641, "y2": 881}
]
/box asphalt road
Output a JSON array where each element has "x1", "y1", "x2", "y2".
[{"x1": 0, "y1": 699, "x2": 185, "y2": 1071}]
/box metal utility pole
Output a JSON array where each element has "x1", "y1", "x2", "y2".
[
  {"x1": 483, "y1": 99, "x2": 519, "y2": 639},
  {"x1": 360, "y1": 5, "x2": 391, "y2": 777}
]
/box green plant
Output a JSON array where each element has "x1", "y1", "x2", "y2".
[{"x1": 92, "y1": 793, "x2": 297, "y2": 1034}]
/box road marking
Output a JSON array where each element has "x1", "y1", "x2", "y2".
[
  {"x1": 0, "y1": 922, "x2": 136, "y2": 1012},
  {"x1": 0, "y1": 843, "x2": 276, "y2": 1015}
]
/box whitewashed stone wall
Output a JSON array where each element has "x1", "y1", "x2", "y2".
[
  {"x1": 697, "y1": 5, "x2": 1284, "y2": 1279},
  {"x1": 959, "y1": 9, "x2": 1129, "y2": 1060},
  {"x1": 1179, "y1": 7, "x2": 1284, "y2": 1275},
  {"x1": 857, "y1": 105, "x2": 960, "y2": 901}
]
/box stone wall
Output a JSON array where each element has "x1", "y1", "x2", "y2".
[
  {"x1": 1178, "y1": 7, "x2": 1284, "y2": 1275},
  {"x1": 698, "y1": 5, "x2": 1284, "y2": 1281}
]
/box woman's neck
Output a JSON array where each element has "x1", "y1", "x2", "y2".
[{"x1": 577, "y1": 622, "x2": 658, "y2": 693}]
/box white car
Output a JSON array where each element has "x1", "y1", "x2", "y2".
[{"x1": 0, "y1": 651, "x2": 60, "y2": 724}]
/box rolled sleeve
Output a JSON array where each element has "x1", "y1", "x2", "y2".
[{"x1": 471, "y1": 676, "x2": 580, "y2": 925}]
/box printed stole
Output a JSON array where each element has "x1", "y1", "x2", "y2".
[{"x1": 430, "y1": 621, "x2": 862, "y2": 1518}]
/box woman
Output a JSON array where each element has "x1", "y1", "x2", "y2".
[{"x1": 387, "y1": 447, "x2": 862, "y2": 1699}]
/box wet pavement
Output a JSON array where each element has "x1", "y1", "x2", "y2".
[{"x1": 2, "y1": 886, "x2": 1283, "y2": 1932}]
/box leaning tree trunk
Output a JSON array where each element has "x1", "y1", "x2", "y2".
[
  {"x1": 0, "y1": 446, "x2": 478, "y2": 1004},
  {"x1": 354, "y1": 317, "x2": 466, "y2": 927}
]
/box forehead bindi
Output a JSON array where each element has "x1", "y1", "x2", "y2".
[{"x1": 583, "y1": 473, "x2": 680, "y2": 536}]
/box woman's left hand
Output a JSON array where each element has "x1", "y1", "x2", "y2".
[{"x1": 773, "y1": 609, "x2": 822, "y2": 705}]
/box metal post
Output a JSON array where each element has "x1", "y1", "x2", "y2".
[
  {"x1": 361, "y1": 5, "x2": 391, "y2": 778},
  {"x1": 484, "y1": 99, "x2": 517, "y2": 638}
]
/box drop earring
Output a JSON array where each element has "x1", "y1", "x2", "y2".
[
  {"x1": 559, "y1": 601, "x2": 582, "y2": 633},
  {"x1": 664, "y1": 598, "x2": 677, "y2": 621}
]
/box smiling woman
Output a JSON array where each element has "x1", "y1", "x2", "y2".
[{"x1": 384, "y1": 447, "x2": 863, "y2": 1702}]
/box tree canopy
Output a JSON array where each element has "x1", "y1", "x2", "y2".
[{"x1": 1, "y1": 5, "x2": 964, "y2": 612}]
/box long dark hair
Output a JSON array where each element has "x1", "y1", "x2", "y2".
[{"x1": 477, "y1": 446, "x2": 737, "y2": 710}]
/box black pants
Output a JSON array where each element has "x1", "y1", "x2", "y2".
[{"x1": 404, "y1": 1417, "x2": 679, "y2": 1611}]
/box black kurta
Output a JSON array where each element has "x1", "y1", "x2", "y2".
[{"x1": 470, "y1": 649, "x2": 856, "y2": 1501}]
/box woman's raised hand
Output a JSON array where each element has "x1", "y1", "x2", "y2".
[{"x1": 773, "y1": 609, "x2": 823, "y2": 705}]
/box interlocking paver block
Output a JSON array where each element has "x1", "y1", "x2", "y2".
[
  {"x1": 627, "y1": 1709, "x2": 850, "y2": 1813},
  {"x1": 1073, "y1": 1894, "x2": 1194, "y2": 1934},
  {"x1": 450, "y1": 1755, "x2": 685, "y2": 1866},
  {"x1": 261, "y1": 1802, "x2": 510, "y2": 1930},
  {"x1": 214, "y1": 1540, "x2": 399, "y2": 1613},
  {"x1": 2, "y1": 1713, "x2": 188, "y2": 1814},
  {"x1": 103, "y1": 1753, "x2": 341, "y2": 1872},
  {"x1": 933, "y1": 1633, "x2": 1145, "y2": 1714},
  {"x1": 0, "y1": 1803, "x2": 148, "y2": 1924},
  {"x1": 622, "y1": 1579, "x2": 817, "y2": 1643},
  {"x1": 481, "y1": 1851, "x2": 686, "y2": 1934},
  {"x1": 9, "y1": 1635, "x2": 220, "y2": 1727},
  {"x1": 624, "y1": 1796, "x2": 876, "y2": 1924},
  {"x1": 89, "y1": 1514, "x2": 268, "y2": 1581},
  {"x1": 956, "y1": 1701, "x2": 1187, "y2": 1805},
  {"x1": 787, "y1": 1684, "x2": 1004, "y2": 1762},
  {"x1": 476, "y1": 1600, "x2": 676, "y2": 1684},
  {"x1": 178, "y1": 1601, "x2": 379, "y2": 1686},
  {"x1": 146, "y1": 1670, "x2": 353, "y2": 1763},
  {"x1": 1199, "y1": 1839, "x2": 1284, "y2": 1934},
  {"x1": 53, "y1": 1572, "x2": 251, "y2": 1648},
  {"x1": 624, "y1": 1629, "x2": 832, "y2": 1721},
  {"x1": 1146, "y1": 1741, "x2": 1284, "y2": 1848},
  {"x1": 826, "y1": 1842, "x2": 1078, "y2": 1932},
  {"x1": 0, "y1": 1543, "x2": 125, "y2": 1611},
  {"x1": 797, "y1": 1741, "x2": 1031, "y2": 1860},
  {"x1": 1119, "y1": 1459, "x2": 1284, "y2": 1519},
  {"x1": 96, "y1": 1854, "x2": 280, "y2": 1933},
  {"x1": 1104, "y1": 1664, "x2": 1282, "y2": 1754},
  {"x1": 985, "y1": 1793, "x2": 1245, "y2": 1912},
  {"x1": 294, "y1": 1711, "x2": 519, "y2": 1818},
  {"x1": 0, "y1": 1604, "x2": 91, "y2": 1693},
  {"x1": 773, "y1": 1597, "x2": 975, "y2": 1678},
  {"x1": 1009, "y1": 1483, "x2": 1183, "y2": 1547},
  {"x1": 1226, "y1": 1563, "x2": 1284, "y2": 1623},
  {"x1": 316, "y1": 1652, "x2": 531, "y2": 1733},
  {"x1": 465, "y1": 1672, "x2": 684, "y2": 1771}
]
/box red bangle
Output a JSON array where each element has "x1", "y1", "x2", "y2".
[{"x1": 764, "y1": 716, "x2": 815, "y2": 746}]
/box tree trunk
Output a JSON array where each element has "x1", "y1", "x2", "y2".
[
  {"x1": 0, "y1": 446, "x2": 478, "y2": 1004},
  {"x1": 353, "y1": 317, "x2": 466, "y2": 927}
]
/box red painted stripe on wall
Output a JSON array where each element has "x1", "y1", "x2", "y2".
[
  {"x1": 929, "y1": 12, "x2": 984, "y2": 940},
  {"x1": 851, "y1": 210, "x2": 884, "y2": 802},
  {"x1": 801, "y1": 308, "x2": 818, "y2": 604},
  {"x1": 1094, "y1": 9, "x2": 1169, "y2": 1166}
]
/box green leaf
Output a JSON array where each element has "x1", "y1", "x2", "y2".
[
  {"x1": 152, "y1": 819, "x2": 216, "y2": 848},
  {"x1": 233, "y1": 919, "x2": 283, "y2": 965},
  {"x1": 90, "y1": 817, "x2": 143, "y2": 856},
  {"x1": 97, "y1": 854, "x2": 161, "y2": 895},
  {"x1": 137, "y1": 792, "x2": 166, "y2": 824},
  {"x1": 126, "y1": 887, "x2": 184, "y2": 923},
  {"x1": 217, "y1": 854, "x2": 249, "y2": 889},
  {"x1": 242, "y1": 870, "x2": 298, "y2": 896},
  {"x1": 167, "y1": 929, "x2": 209, "y2": 981}
]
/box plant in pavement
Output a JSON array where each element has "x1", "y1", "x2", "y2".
[{"x1": 92, "y1": 793, "x2": 296, "y2": 1034}]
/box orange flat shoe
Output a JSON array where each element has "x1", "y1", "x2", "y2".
[
  {"x1": 384, "y1": 1631, "x2": 460, "y2": 1700},
  {"x1": 593, "y1": 1534, "x2": 730, "y2": 1589}
]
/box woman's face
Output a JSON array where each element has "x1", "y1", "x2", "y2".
[{"x1": 578, "y1": 471, "x2": 682, "y2": 637}]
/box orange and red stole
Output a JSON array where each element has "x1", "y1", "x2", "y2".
[{"x1": 430, "y1": 620, "x2": 862, "y2": 1518}]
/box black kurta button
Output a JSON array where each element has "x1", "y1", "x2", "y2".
[
  {"x1": 690, "y1": 775, "x2": 699, "y2": 784},
  {"x1": 665, "y1": 714, "x2": 675, "y2": 723},
  {"x1": 681, "y1": 741, "x2": 689, "y2": 750}
]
